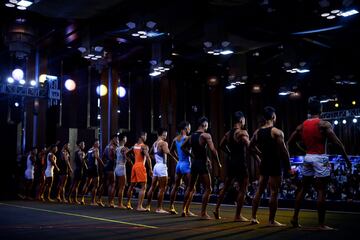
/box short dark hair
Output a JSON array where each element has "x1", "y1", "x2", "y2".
[
  {"x1": 118, "y1": 134, "x2": 126, "y2": 141},
  {"x1": 233, "y1": 111, "x2": 245, "y2": 122},
  {"x1": 308, "y1": 98, "x2": 322, "y2": 115},
  {"x1": 111, "y1": 133, "x2": 119, "y2": 139},
  {"x1": 49, "y1": 144, "x2": 57, "y2": 150},
  {"x1": 76, "y1": 140, "x2": 84, "y2": 146},
  {"x1": 138, "y1": 131, "x2": 147, "y2": 139},
  {"x1": 157, "y1": 128, "x2": 167, "y2": 136},
  {"x1": 263, "y1": 106, "x2": 276, "y2": 120},
  {"x1": 197, "y1": 116, "x2": 208, "y2": 127},
  {"x1": 178, "y1": 121, "x2": 190, "y2": 131}
]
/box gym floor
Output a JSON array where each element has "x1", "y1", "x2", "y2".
[{"x1": 0, "y1": 200, "x2": 359, "y2": 239}]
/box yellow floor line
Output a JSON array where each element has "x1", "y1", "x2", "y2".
[{"x1": 0, "y1": 202, "x2": 158, "y2": 229}]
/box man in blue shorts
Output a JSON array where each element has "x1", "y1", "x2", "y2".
[{"x1": 168, "y1": 121, "x2": 195, "y2": 215}]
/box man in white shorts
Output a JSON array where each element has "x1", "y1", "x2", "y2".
[
  {"x1": 288, "y1": 98, "x2": 351, "y2": 230},
  {"x1": 146, "y1": 128, "x2": 176, "y2": 213},
  {"x1": 24, "y1": 147, "x2": 38, "y2": 200},
  {"x1": 43, "y1": 144, "x2": 60, "y2": 202},
  {"x1": 115, "y1": 134, "x2": 131, "y2": 208}
]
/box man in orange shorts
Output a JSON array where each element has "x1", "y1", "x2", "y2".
[{"x1": 126, "y1": 132, "x2": 153, "y2": 211}]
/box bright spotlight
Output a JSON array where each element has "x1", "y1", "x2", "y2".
[
  {"x1": 340, "y1": 9, "x2": 359, "y2": 17},
  {"x1": 335, "y1": 103, "x2": 339, "y2": 108},
  {"x1": 353, "y1": 118, "x2": 358, "y2": 123},
  {"x1": 64, "y1": 79, "x2": 76, "y2": 91},
  {"x1": 96, "y1": 84, "x2": 108, "y2": 96},
  {"x1": 225, "y1": 84, "x2": 236, "y2": 90},
  {"x1": 116, "y1": 86, "x2": 126, "y2": 98},
  {"x1": 342, "y1": 119, "x2": 347, "y2": 125},
  {"x1": 30, "y1": 80, "x2": 36, "y2": 86},
  {"x1": 14, "y1": 102, "x2": 19, "y2": 107},
  {"x1": 12, "y1": 69, "x2": 24, "y2": 81},
  {"x1": 149, "y1": 71, "x2": 161, "y2": 77},
  {"x1": 334, "y1": 120, "x2": 339, "y2": 125},
  {"x1": 19, "y1": 79, "x2": 26, "y2": 85},
  {"x1": 352, "y1": 100, "x2": 356, "y2": 106},
  {"x1": 39, "y1": 74, "x2": 47, "y2": 83},
  {"x1": 7, "y1": 77, "x2": 15, "y2": 84},
  {"x1": 220, "y1": 50, "x2": 234, "y2": 55}
]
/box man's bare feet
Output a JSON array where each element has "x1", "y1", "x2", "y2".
[
  {"x1": 156, "y1": 209, "x2": 169, "y2": 214},
  {"x1": 290, "y1": 219, "x2": 301, "y2": 228},
  {"x1": 169, "y1": 207, "x2": 178, "y2": 215},
  {"x1": 200, "y1": 213, "x2": 212, "y2": 220},
  {"x1": 118, "y1": 204, "x2": 126, "y2": 209},
  {"x1": 319, "y1": 225, "x2": 337, "y2": 231},
  {"x1": 186, "y1": 211, "x2": 197, "y2": 217},
  {"x1": 234, "y1": 215, "x2": 250, "y2": 222},
  {"x1": 213, "y1": 210, "x2": 221, "y2": 220},
  {"x1": 251, "y1": 218, "x2": 260, "y2": 224},
  {"x1": 137, "y1": 207, "x2": 148, "y2": 212},
  {"x1": 268, "y1": 220, "x2": 286, "y2": 227}
]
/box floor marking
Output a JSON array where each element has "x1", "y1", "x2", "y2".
[{"x1": 0, "y1": 202, "x2": 158, "y2": 229}]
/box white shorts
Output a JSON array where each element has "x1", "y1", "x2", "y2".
[
  {"x1": 45, "y1": 169, "x2": 54, "y2": 178},
  {"x1": 153, "y1": 163, "x2": 168, "y2": 177},
  {"x1": 302, "y1": 154, "x2": 331, "y2": 178},
  {"x1": 24, "y1": 169, "x2": 34, "y2": 180},
  {"x1": 115, "y1": 164, "x2": 126, "y2": 177}
]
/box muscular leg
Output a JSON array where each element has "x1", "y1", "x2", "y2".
[
  {"x1": 117, "y1": 176, "x2": 126, "y2": 208},
  {"x1": 137, "y1": 182, "x2": 147, "y2": 211},
  {"x1": 251, "y1": 175, "x2": 268, "y2": 223},
  {"x1": 169, "y1": 173, "x2": 183, "y2": 213},
  {"x1": 146, "y1": 176, "x2": 158, "y2": 211},
  {"x1": 97, "y1": 174, "x2": 105, "y2": 206},
  {"x1": 25, "y1": 179, "x2": 34, "y2": 200},
  {"x1": 315, "y1": 177, "x2": 332, "y2": 230},
  {"x1": 81, "y1": 177, "x2": 93, "y2": 204},
  {"x1": 45, "y1": 177, "x2": 54, "y2": 201},
  {"x1": 126, "y1": 182, "x2": 136, "y2": 209},
  {"x1": 268, "y1": 176, "x2": 284, "y2": 226},
  {"x1": 36, "y1": 175, "x2": 45, "y2": 201},
  {"x1": 90, "y1": 177, "x2": 99, "y2": 205},
  {"x1": 56, "y1": 175, "x2": 66, "y2": 202},
  {"x1": 214, "y1": 177, "x2": 233, "y2": 219},
  {"x1": 291, "y1": 176, "x2": 313, "y2": 227},
  {"x1": 234, "y1": 177, "x2": 249, "y2": 221},
  {"x1": 156, "y1": 177, "x2": 168, "y2": 213},
  {"x1": 185, "y1": 173, "x2": 196, "y2": 215},
  {"x1": 199, "y1": 173, "x2": 212, "y2": 220},
  {"x1": 182, "y1": 174, "x2": 197, "y2": 216},
  {"x1": 107, "y1": 172, "x2": 116, "y2": 207}
]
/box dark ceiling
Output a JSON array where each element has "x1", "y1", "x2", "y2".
[{"x1": 1, "y1": 0, "x2": 360, "y2": 102}]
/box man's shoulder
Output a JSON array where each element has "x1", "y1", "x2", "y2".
[{"x1": 272, "y1": 127, "x2": 284, "y2": 137}]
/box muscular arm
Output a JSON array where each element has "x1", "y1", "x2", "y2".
[
  {"x1": 249, "y1": 129, "x2": 262, "y2": 156},
  {"x1": 272, "y1": 128, "x2": 291, "y2": 172},
  {"x1": 64, "y1": 151, "x2": 73, "y2": 172},
  {"x1": 219, "y1": 133, "x2": 230, "y2": 154},
  {"x1": 94, "y1": 149, "x2": 104, "y2": 167},
  {"x1": 142, "y1": 146, "x2": 153, "y2": 173},
  {"x1": 235, "y1": 129, "x2": 250, "y2": 147},
  {"x1": 321, "y1": 121, "x2": 351, "y2": 168},
  {"x1": 287, "y1": 124, "x2": 303, "y2": 148},
  {"x1": 169, "y1": 138, "x2": 178, "y2": 159},
  {"x1": 125, "y1": 147, "x2": 134, "y2": 160},
  {"x1": 203, "y1": 133, "x2": 222, "y2": 168},
  {"x1": 181, "y1": 136, "x2": 194, "y2": 158},
  {"x1": 51, "y1": 154, "x2": 60, "y2": 171},
  {"x1": 123, "y1": 147, "x2": 133, "y2": 166},
  {"x1": 161, "y1": 141, "x2": 177, "y2": 163}
]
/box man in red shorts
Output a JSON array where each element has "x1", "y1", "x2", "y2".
[{"x1": 126, "y1": 132, "x2": 153, "y2": 211}]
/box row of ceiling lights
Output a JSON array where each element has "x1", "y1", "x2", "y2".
[
  {"x1": 321, "y1": 9, "x2": 359, "y2": 19},
  {"x1": 5, "y1": 0, "x2": 33, "y2": 10}
]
